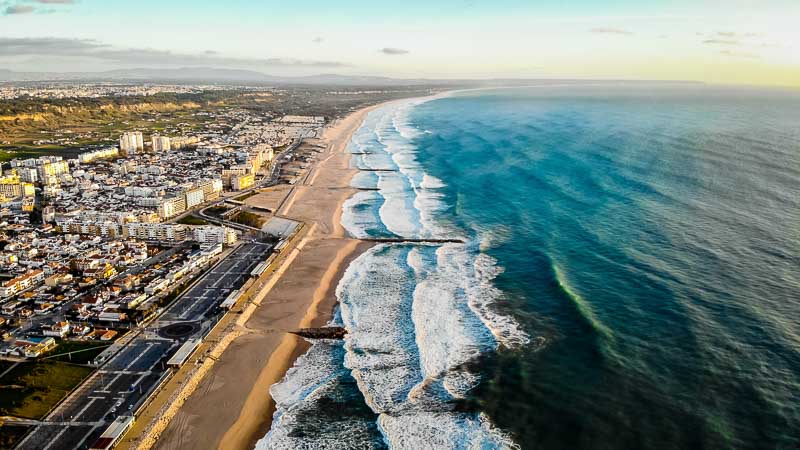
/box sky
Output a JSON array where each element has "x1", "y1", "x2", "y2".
[{"x1": 1, "y1": 0, "x2": 799, "y2": 87}]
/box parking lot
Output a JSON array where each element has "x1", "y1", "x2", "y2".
[
  {"x1": 160, "y1": 242, "x2": 273, "y2": 324},
  {"x1": 15, "y1": 242, "x2": 274, "y2": 450},
  {"x1": 16, "y1": 339, "x2": 174, "y2": 450}
]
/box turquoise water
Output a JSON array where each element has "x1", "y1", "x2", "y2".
[{"x1": 259, "y1": 85, "x2": 800, "y2": 449}]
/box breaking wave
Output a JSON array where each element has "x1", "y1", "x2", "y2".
[{"x1": 260, "y1": 97, "x2": 527, "y2": 449}]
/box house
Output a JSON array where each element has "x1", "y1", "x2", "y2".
[
  {"x1": 15, "y1": 336, "x2": 56, "y2": 358},
  {"x1": 42, "y1": 321, "x2": 70, "y2": 338},
  {"x1": 100, "y1": 330, "x2": 117, "y2": 341}
]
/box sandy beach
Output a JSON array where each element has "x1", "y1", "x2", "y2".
[{"x1": 151, "y1": 104, "x2": 379, "y2": 450}]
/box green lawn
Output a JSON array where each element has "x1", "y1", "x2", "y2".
[
  {"x1": 177, "y1": 216, "x2": 209, "y2": 226},
  {"x1": 44, "y1": 340, "x2": 112, "y2": 365},
  {"x1": 234, "y1": 191, "x2": 259, "y2": 202},
  {"x1": 205, "y1": 205, "x2": 232, "y2": 218},
  {"x1": 0, "y1": 424, "x2": 30, "y2": 449},
  {"x1": 0, "y1": 361, "x2": 94, "y2": 419},
  {"x1": 233, "y1": 211, "x2": 266, "y2": 228}
]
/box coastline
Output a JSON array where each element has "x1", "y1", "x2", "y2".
[{"x1": 149, "y1": 103, "x2": 382, "y2": 450}]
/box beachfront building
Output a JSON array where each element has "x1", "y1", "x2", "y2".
[{"x1": 193, "y1": 225, "x2": 238, "y2": 246}]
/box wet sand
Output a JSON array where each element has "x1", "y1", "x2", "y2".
[{"x1": 152, "y1": 104, "x2": 379, "y2": 450}]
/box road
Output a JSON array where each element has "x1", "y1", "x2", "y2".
[
  {"x1": 194, "y1": 138, "x2": 303, "y2": 233},
  {"x1": 14, "y1": 242, "x2": 275, "y2": 450}
]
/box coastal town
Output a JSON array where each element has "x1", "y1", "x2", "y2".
[{"x1": 0, "y1": 87, "x2": 333, "y2": 449}]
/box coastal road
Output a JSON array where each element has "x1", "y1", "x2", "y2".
[{"x1": 15, "y1": 242, "x2": 275, "y2": 450}]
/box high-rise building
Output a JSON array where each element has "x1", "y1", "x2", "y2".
[
  {"x1": 120, "y1": 132, "x2": 144, "y2": 155},
  {"x1": 231, "y1": 173, "x2": 255, "y2": 191},
  {"x1": 152, "y1": 136, "x2": 171, "y2": 152},
  {"x1": 36, "y1": 161, "x2": 69, "y2": 182},
  {"x1": 0, "y1": 175, "x2": 22, "y2": 200}
]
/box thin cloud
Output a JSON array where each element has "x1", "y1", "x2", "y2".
[
  {"x1": 589, "y1": 27, "x2": 634, "y2": 36},
  {"x1": 702, "y1": 39, "x2": 741, "y2": 46},
  {"x1": 0, "y1": 37, "x2": 349, "y2": 68},
  {"x1": 4, "y1": 4, "x2": 35, "y2": 14},
  {"x1": 380, "y1": 47, "x2": 409, "y2": 55},
  {"x1": 715, "y1": 31, "x2": 764, "y2": 38},
  {"x1": 312, "y1": 37, "x2": 324, "y2": 43},
  {"x1": 720, "y1": 50, "x2": 760, "y2": 59}
]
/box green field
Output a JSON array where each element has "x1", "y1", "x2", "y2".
[
  {"x1": 0, "y1": 361, "x2": 94, "y2": 419},
  {"x1": 44, "y1": 340, "x2": 112, "y2": 365},
  {"x1": 0, "y1": 424, "x2": 30, "y2": 449},
  {"x1": 233, "y1": 191, "x2": 261, "y2": 202},
  {"x1": 177, "y1": 216, "x2": 209, "y2": 226},
  {"x1": 232, "y1": 210, "x2": 266, "y2": 228},
  {"x1": 205, "y1": 205, "x2": 232, "y2": 218}
]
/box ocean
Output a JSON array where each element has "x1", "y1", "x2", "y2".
[{"x1": 256, "y1": 85, "x2": 800, "y2": 449}]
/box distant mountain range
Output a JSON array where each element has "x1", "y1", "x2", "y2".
[
  {"x1": 0, "y1": 67, "x2": 461, "y2": 86},
  {"x1": 0, "y1": 67, "x2": 703, "y2": 87}
]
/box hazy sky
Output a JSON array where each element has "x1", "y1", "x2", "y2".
[{"x1": 1, "y1": 0, "x2": 799, "y2": 86}]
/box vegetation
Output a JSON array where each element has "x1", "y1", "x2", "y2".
[
  {"x1": 205, "y1": 205, "x2": 232, "y2": 218},
  {"x1": 234, "y1": 191, "x2": 259, "y2": 202},
  {"x1": 0, "y1": 361, "x2": 94, "y2": 419},
  {"x1": 44, "y1": 340, "x2": 112, "y2": 365},
  {"x1": 177, "y1": 215, "x2": 209, "y2": 226},
  {"x1": 232, "y1": 210, "x2": 266, "y2": 228},
  {"x1": 0, "y1": 424, "x2": 30, "y2": 449}
]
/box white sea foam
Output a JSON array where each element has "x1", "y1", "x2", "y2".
[
  {"x1": 257, "y1": 341, "x2": 384, "y2": 450},
  {"x1": 379, "y1": 412, "x2": 520, "y2": 450},
  {"x1": 265, "y1": 96, "x2": 528, "y2": 449},
  {"x1": 350, "y1": 171, "x2": 379, "y2": 190},
  {"x1": 336, "y1": 242, "x2": 528, "y2": 447},
  {"x1": 341, "y1": 191, "x2": 384, "y2": 239}
]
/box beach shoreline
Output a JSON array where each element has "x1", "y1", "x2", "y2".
[{"x1": 149, "y1": 102, "x2": 383, "y2": 450}]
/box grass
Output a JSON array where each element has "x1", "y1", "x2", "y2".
[
  {"x1": 177, "y1": 216, "x2": 209, "y2": 226},
  {"x1": 0, "y1": 424, "x2": 30, "y2": 449},
  {"x1": 232, "y1": 210, "x2": 266, "y2": 228},
  {"x1": 44, "y1": 340, "x2": 112, "y2": 365},
  {"x1": 0, "y1": 360, "x2": 15, "y2": 376},
  {"x1": 205, "y1": 205, "x2": 232, "y2": 218},
  {"x1": 0, "y1": 146, "x2": 85, "y2": 163},
  {"x1": 234, "y1": 191, "x2": 259, "y2": 202},
  {"x1": 0, "y1": 361, "x2": 94, "y2": 419}
]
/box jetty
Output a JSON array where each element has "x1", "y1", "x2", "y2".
[
  {"x1": 290, "y1": 327, "x2": 348, "y2": 340},
  {"x1": 361, "y1": 238, "x2": 465, "y2": 244}
]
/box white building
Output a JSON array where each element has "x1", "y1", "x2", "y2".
[
  {"x1": 120, "y1": 131, "x2": 144, "y2": 154},
  {"x1": 184, "y1": 188, "x2": 205, "y2": 208},
  {"x1": 193, "y1": 225, "x2": 238, "y2": 246},
  {"x1": 125, "y1": 223, "x2": 188, "y2": 242},
  {"x1": 79, "y1": 147, "x2": 119, "y2": 164},
  {"x1": 18, "y1": 168, "x2": 38, "y2": 184},
  {"x1": 152, "y1": 135, "x2": 171, "y2": 152}
]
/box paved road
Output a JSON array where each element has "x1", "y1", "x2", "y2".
[
  {"x1": 16, "y1": 339, "x2": 174, "y2": 450},
  {"x1": 158, "y1": 242, "x2": 272, "y2": 324},
  {"x1": 15, "y1": 242, "x2": 274, "y2": 450}
]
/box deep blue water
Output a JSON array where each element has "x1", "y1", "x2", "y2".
[
  {"x1": 259, "y1": 85, "x2": 800, "y2": 450},
  {"x1": 408, "y1": 85, "x2": 800, "y2": 449}
]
